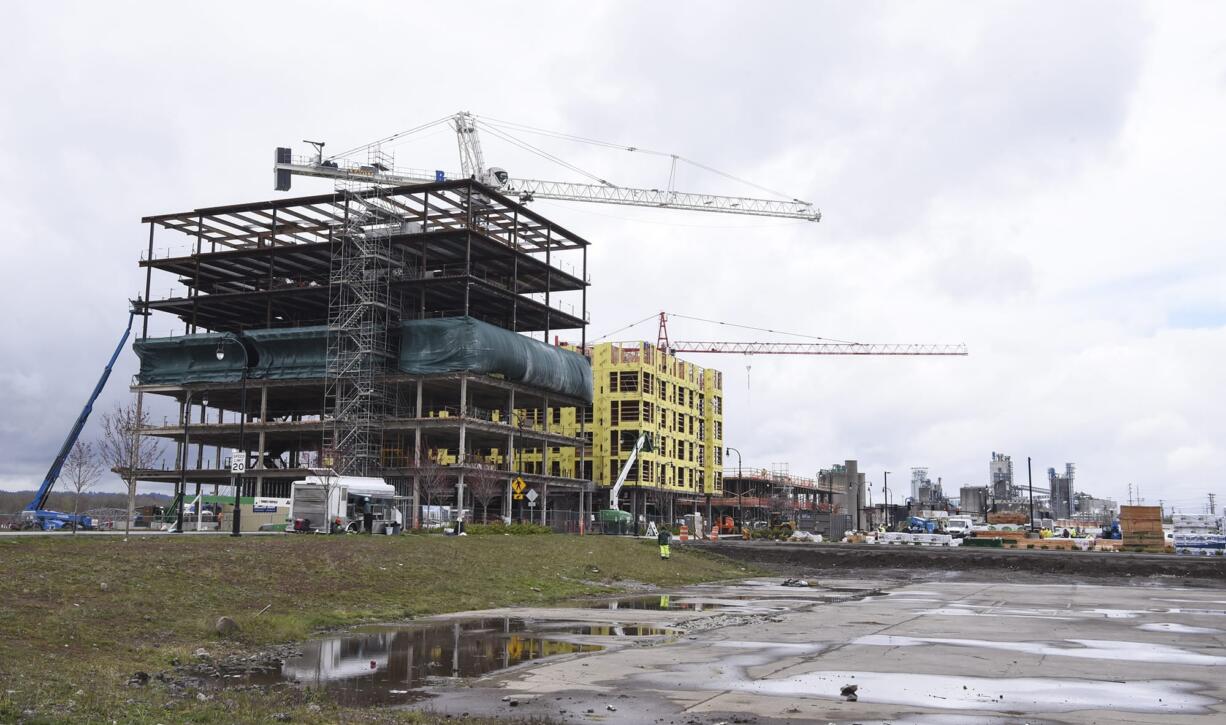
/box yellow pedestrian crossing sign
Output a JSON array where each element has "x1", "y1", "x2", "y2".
[{"x1": 512, "y1": 477, "x2": 526, "y2": 494}]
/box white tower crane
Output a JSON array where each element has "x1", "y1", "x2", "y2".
[{"x1": 274, "y1": 111, "x2": 820, "y2": 221}]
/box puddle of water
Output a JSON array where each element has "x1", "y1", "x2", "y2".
[
  {"x1": 712, "y1": 640, "x2": 825, "y2": 652},
  {"x1": 732, "y1": 670, "x2": 1214, "y2": 714},
  {"x1": 574, "y1": 594, "x2": 803, "y2": 611},
  {"x1": 637, "y1": 643, "x2": 1213, "y2": 715},
  {"x1": 576, "y1": 595, "x2": 738, "y2": 611},
  {"x1": 220, "y1": 617, "x2": 667, "y2": 705},
  {"x1": 827, "y1": 586, "x2": 888, "y2": 596},
  {"x1": 533, "y1": 622, "x2": 674, "y2": 636},
  {"x1": 1083, "y1": 608, "x2": 1149, "y2": 619},
  {"x1": 921, "y1": 602, "x2": 1226, "y2": 623},
  {"x1": 853, "y1": 634, "x2": 1226, "y2": 665},
  {"x1": 924, "y1": 607, "x2": 1073, "y2": 621},
  {"x1": 1138, "y1": 622, "x2": 1225, "y2": 634},
  {"x1": 1164, "y1": 607, "x2": 1226, "y2": 616}
]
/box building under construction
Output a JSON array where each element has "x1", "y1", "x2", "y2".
[
  {"x1": 524, "y1": 341, "x2": 725, "y2": 524},
  {"x1": 129, "y1": 180, "x2": 596, "y2": 530},
  {"x1": 713, "y1": 464, "x2": 847, "y2": 532}
]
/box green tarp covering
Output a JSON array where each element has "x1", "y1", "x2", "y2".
[
  {"x1": 399, "y1": 316, "x2": 592, "y2": 402},
  {"x1": 135, "y1": 318, "x2": 592, "y2": 401},
  {"x1": 133, "y1": 333, "x2": 247, "y2": 384},
  {"x1": 245, "y1": 325, "x2": 328, "y2": 380}
]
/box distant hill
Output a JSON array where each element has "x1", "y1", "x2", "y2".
[{"x1": 0, "y1": 490, "x2": 173, "y2": 515}]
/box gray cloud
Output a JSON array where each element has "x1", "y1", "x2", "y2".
[{"x1": 0, "y1": 1, "x2": 1222, "y2": 512}]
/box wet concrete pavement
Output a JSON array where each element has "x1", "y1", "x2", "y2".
[{"x1": 414, "y1": 577, "x2": 1226, "y2": 723}]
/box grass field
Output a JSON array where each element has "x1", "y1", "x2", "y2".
[{"x1": 0, "y1": 534, "x2": 750, "y2": 724}]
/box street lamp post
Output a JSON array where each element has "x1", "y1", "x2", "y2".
[
  {"x1": 216, "y1": 337, "x2": 249, "y2": 537},
  {"x1": 1027, "y1": 456, "x2": 1035, "y2": 532},
  {"x1": 175, "y1": 390, "x2": 192, "y2": 534},
  {"x1": 883, "y1": 470, "x2": 891, "y2": 529},
  {"x1": 725, "y1": 446, "x2": 743, "y2": 527}
]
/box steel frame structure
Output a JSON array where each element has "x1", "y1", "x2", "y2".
[{"x1": 131, "y1": 179, "x2": 593, "y2": 525}]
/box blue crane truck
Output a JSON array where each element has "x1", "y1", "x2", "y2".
[{"x1": 18, "y1": 312, "x2": 135, "y2": 531}]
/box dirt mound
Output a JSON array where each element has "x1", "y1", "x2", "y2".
[{"x1": 711, "y1": 541, "x2": 1226, "y2": 583}]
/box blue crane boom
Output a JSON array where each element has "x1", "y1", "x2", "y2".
[{"x1": 24, "y1": 311, "x2": 136, "y2": 524}]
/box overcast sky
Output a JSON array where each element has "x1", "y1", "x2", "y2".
[{"x1": 1, "y1": 1, "x2": 1223, "y2": 512}]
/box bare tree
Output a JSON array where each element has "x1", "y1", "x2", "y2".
[
  {"x1": 466, "y1": 463, "x2": 505, "y2": 523},
  {"x1": 309, "y1": 463, "x2": 339, "y2": 534},
  {"x1": 63, "y1": 440, "x2": 102, "y2": 534},
  {"x1": 768, "y1": 491, "x2": 795, "y2": 527},
  {"x1": 99, "y1": 398, "x2": 165, "y2": 537},
  {"x1": 417, "y1": 464, "x2": 453, "y2": 525}
]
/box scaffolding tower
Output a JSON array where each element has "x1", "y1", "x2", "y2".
[{"x1": 323, "y1": 154, "x2": 405, "y2": 475}]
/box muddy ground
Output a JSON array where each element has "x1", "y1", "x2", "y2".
[{"x1": 708, "y1": 540, "x2": 1226, "y2": 583}]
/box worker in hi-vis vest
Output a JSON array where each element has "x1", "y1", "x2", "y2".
[{"x1": 658, "y1": 526, "x2": 672, "y2": 559}]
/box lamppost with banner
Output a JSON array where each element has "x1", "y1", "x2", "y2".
[{"x1": 215, "y1": 336, "x2": 249, "y2": 537}]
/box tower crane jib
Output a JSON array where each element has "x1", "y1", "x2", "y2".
[{"x1": 273, "y1": 112, "x2": 821, "y2": 221}]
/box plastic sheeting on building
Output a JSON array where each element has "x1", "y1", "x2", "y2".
[
  {"x1": 135, "y1": 318, "x2": 592, "y2": 400},
  {"x1": 399, "y1": 316, "x2": 592, "y2": 402},
  {"x1": 245, "y1": 325, "x2": 328, "y2": 380},
  {"x1": 133, "y1": 333, "x2": 248, "y2": 384}
]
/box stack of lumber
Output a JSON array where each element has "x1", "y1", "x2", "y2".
[
  {"x1": 993, "y1": 530, "x2": 1030, "y2": 544},
  {"x1": 988, "y1": 511, "x2": 1029, "y2": 525},
  {"x1": 1022, "y1": 538, "x2": 1078, "y2": 550},
  {"x1": 1120, "y1": 505, "x2": 1165, "y2": 552}
]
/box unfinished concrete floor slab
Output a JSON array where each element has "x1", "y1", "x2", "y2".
[{"x1": 416, "y1": 577, "x2": 1226, "y2": 723}]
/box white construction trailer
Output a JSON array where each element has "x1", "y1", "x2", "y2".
[{"x1": 288, "y1": 474, "x2": 404, "y2": 533}]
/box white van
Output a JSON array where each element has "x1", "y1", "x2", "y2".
[{"x1": 946, "y1": 516, "x2": 974, "y2": 538}]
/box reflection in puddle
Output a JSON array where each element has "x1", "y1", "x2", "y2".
[
  {"x1": 534, "y1": 622, "x2": 674, "y2": 636},
  {"x1": 575, "y1": 594, "x2": 786, "y2": 611},
  {"x1": 575, "y1": 591, "x2": 862, "y2": 611},
  {"x1": 223, "y1": 617, "x2": 667, "y2": 705},
  {"x1": 577, "y1": 595, "x2": 726, "y2": 611}
]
